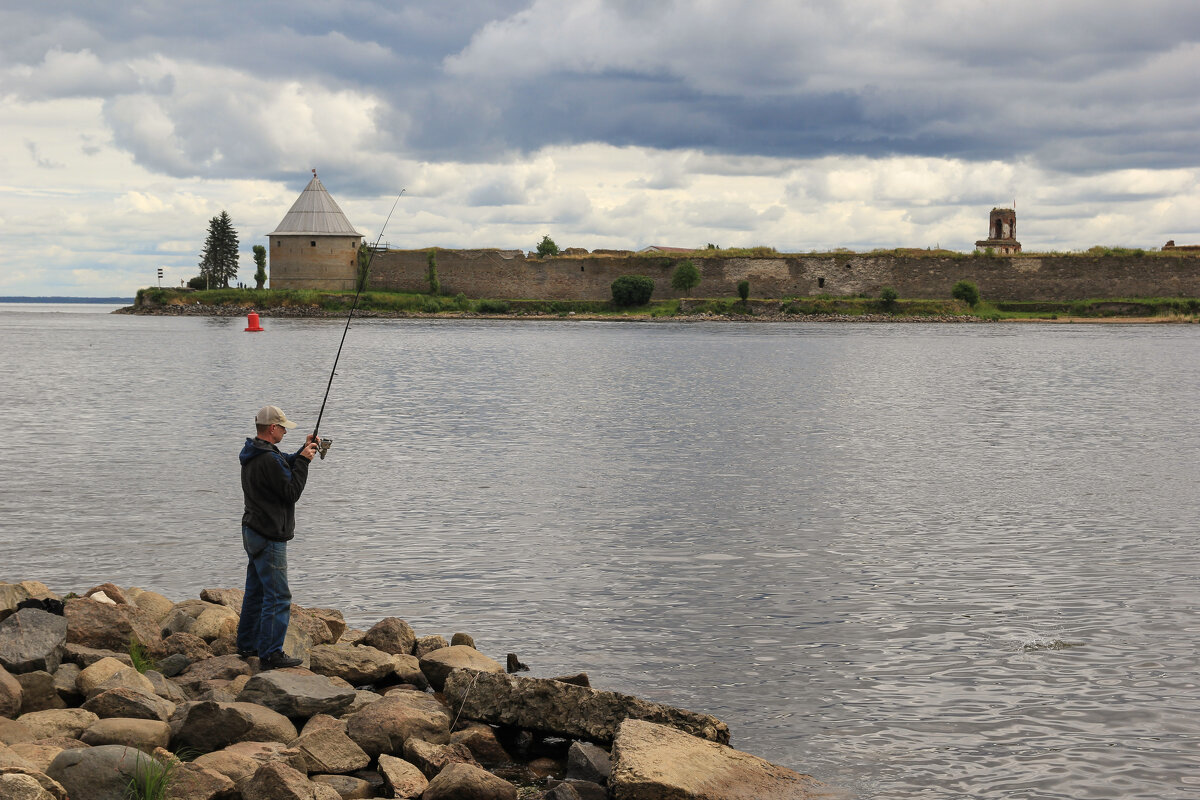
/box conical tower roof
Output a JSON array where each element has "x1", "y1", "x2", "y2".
[{"x1": 272, "y1": 174, "x2": 363, "y2": 236}]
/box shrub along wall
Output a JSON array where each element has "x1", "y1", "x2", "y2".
[{"x1": 368, "y1": 249, "x2": 1200, "y2": 302}]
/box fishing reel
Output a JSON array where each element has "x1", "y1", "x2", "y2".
[{"x1": 315, "y1": 437, "x2": 333, "y2": 460}]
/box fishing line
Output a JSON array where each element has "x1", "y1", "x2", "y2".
[{"x1": 311, "y1": 189, "x2": 405, "y2": 456}]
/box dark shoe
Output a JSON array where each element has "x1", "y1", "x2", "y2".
[
  {"x1": 260, "y1": 651, "x2": 302, "y2": 670},
  {"x1": 237, "y1": 648, "x2": 257, "y2": 659}
]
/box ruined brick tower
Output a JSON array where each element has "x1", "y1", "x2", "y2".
[
  {"x1": 268, "y1": 171, "x2": 364, "y2": 290},
  {"x1": 975, "y1": 207, "x2": 1021, "y2": 254}
]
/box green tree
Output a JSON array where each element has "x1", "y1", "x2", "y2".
[
  {"x1": 952, "y1": 280, "x2": 980, "y2": 307},
  {"x1": 426, "y1": 249, "x2": 441, "y2": 295},
  {"x1": 536, "y1": 234, "x2": 559, "y2": 258},
  {"x1": 356, "y1": 244, "x2": 372, "y2": 292},
  {"x1": 880, "y1": 286, "x2": 898, "y2": 308},
  {"x1": 611, "y1": 275, "x2": 655, "y2": 306},
  {"x1": 737, "y1": 280, "x2": 750, "y2": 303},
  {"x1": 670, "y1": 259, "x2": 701, "y2": 295},
  {"x1": 252, "y1": 244, "x2": 267, "y2": 290},
  {"x1": 198, "y1": 211, "x2": 239, "y2": 289}
]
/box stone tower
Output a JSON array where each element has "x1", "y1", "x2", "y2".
[
  {"x1": 975, "y1": 207, "x2": 1021, "y2": 254},
  {"x1": 268, "y1": 171, "x2": 364, "y2": 290}
]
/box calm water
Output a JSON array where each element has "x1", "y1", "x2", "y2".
[{"x1": 2, "y1": 304, "x2": 1198, "y2": 799}]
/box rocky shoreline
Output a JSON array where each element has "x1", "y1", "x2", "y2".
[
  {"x1": 115, "y1": 302, "x2": 982, "y2": 324},
  {"x1": 1, "y1": 580, "x2": 828, "y2": 800}
]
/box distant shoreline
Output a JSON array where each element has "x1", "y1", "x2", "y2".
[{"x1": 1, "y1": 296, "x2": 134, "y2": 304}]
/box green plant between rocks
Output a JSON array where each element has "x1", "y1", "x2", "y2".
[
  {"x1": 128, "y1": 640, "x2": 158, "y2": 674},
  {"x1": 125, "y1": 750, "x2": 176, "y2": 800}
]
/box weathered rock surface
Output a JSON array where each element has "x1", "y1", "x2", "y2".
[
  {"x1": 309, "y1": 644, "x2": 395, "y2": 684},
  {"x1": 1, "y1": 664, "x2": 24, "y2": 716},
  {"x1": 360, "y1": 618, "x2": 415, "y2": 656},
  {"x1": 0, "y1": 717, "x2": 36, "y2": 744},
  {"x1": 170, "y1": 700, "x2": 299, "y2": 751},
  {"x1": 238, "y1": 668, "x2": 356, "y2": 718},
  {"x1": 144, "y1": 669, "x2": 188, "y2": 703},
  {"x1": 418, "y1": 645, "x2": 505, "y2": 692},
  {"x1": 443, "y1": 670, "x2": 729, "y2": 745},
  {"x1": 344, "y1": 691, "x2": 452, "y2": 758},
  {"x1": 160, "y1": 631, "x2": 215, "y2": 662},
  {"x1": 163, "y1": 760, "x2": 237, "y2": 800},
  {"x1": 389, "y1": 653, "x2": 428, "y2": 689},
  {"x1": 0, "y1": 771, "x2": 57, "y2": 800},
  {"x1": 403, "y1": 738, "x2": 480, "y2": 778},
  {"x1": 192, "y1": 740, "x2": 308, "y2": 784},
  {"x1": 413, "y1": 635, "x2": 447, "y2": 659},
  {"x1": 80, "y1": 717, "x2": 171, "y2": 750},
  {"x1": 62, "y1": 643, "x2": 132, "y2": 668},
  {"x1": 63, "y1": 598, "x2": 161, "y2": 652},
  {"x1": 451, "y1": 724, "x2": 512, "y2": 765},
  {"x1": 174, "y1": 654, "x2": 252, "y2": 693},
  {"x1": 50, "y1": 665, "x2": 80, "y2": 703},
  {"x1": 377, "y1": 753, "x2": 428, "y2": 799},
  {"x1": 76, "y1": 657, "x2": 131, "y2": 696},
  {"x1": 125, "y1": 587, "x2": 176, "y2": 623},
  {"x1": 609, "y1": 718, "x2": 826, "y2": 800},
  {"x1": 310, "y1": 773, "x2": 374, "y2": 798},
  {"x1": 16, "y1": 709, "x2": 98, "y2": 740},
  {"x1": 450, "y1": 632, "x2": 476, "y2": 648},
  {"x1": 82, "y1": 685, "x2": 176, "y2": 721},
  {"x1": 0, "y1": 741, "x2": 39, "y2": 770},
  {"x1": 7, "y1": 738, "x2": 87, "y2": 772},
  {"x1": 0, "y1": 609, "x2": 68, "y2": 674},
  {"x1": 545, "y1": 778, "x2": 607, "y2": 800},
  {"x1": 199, "y1": 588, "x2": 245, "y2": 609},
  {"x1": 15, "y1": 672, "x2": 64, "y2": 717},
  {"x1": 87, "y1": 665, "x2": 157, "y2": 700},
  {"x1": 567, "y1": 740, "x2": 612, "y2": 785},
  {"x1": 241, "y1": 760, "x2": 328, "y2": 800},
  {"x1": 291, "y1": 726, "x2": 370, "y2": 774},
  {"x1": 47, "y1": 744, "x2": 158, "y2": 800},
  {"x1": 419, "y1": 762, "x2": 516, "y2": 800},
  {"x1": 162, "y1": 600, "x2": 240, "y2": 642}
]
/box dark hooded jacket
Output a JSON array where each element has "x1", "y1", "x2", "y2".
[{"x1": 240, "y1": 437, "x2": 310, "y2": 541}]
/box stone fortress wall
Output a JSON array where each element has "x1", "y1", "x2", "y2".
[{"x1": 366, "y1": 248, "x2": 1200, "y2": 302}]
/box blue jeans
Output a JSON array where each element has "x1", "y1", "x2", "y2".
[{"x1": 235, "y1": 525, "x2": 291, "y2": 657}]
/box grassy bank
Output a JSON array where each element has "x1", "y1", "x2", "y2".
[{"x1": 132, "y1": 287, "x2": 1200, "y2": 321}]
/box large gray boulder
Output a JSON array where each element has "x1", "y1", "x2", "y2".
[
  {"x1": 47, "y1": 744, "x2": 161, "y2": 800},
  {"x1": 170, "y1": 700, "x2": 298, "y2": 751},
  {"x1": 609, "y1": 718, "x2": 826, "y2": 800},
  {"x1": 418, "y1": 645, "x2": 505, "y2": 692},
  {"x1": 343, "y1": 691, "x2": 452, "y2": 758},
  {"x1": 237, "y1": 668, "x2": 356, "y2": 718},
  {"x1": 0, "y1": 609, "x2": 68, "y2": 674},
  {"x1": 420, "y1": 762, "x2": 516, "y2": 800},
  {"x1": 309, "y1": 644, "x2": 395, "y2": 684},
  {"x1": 62, "y1": 598, "x2": 161, "y2": 652},
  {"x1": 360, "y1": 618, "x2": 415, "y2": 656},
  {"x1": 443, "y1": 671, "x2": 729, "y2": 746}
]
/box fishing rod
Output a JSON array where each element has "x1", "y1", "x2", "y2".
[{"x1": 310, "y1": 189, "x2": 405, "y2": 459}]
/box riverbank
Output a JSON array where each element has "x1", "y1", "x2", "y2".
[
  {"x1": 120, "y1": 288, "x2": 1200, "y2": 323},
  {"x1": 1, "y1": 580, "x2": 829, "y2": 800}
]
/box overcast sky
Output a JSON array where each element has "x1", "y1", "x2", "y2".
[{"x1": 3, "y1": 1, "x2": 1200, "y2": 295}]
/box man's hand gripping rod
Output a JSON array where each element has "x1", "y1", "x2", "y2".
[{"x1": 310, "y1": 189, "x2": 405, "y2": 459}]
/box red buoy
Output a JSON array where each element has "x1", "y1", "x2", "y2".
[{"x1": 244, "y1": 312, "x2": 264, "y2": 332}]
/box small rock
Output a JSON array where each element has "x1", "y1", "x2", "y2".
[
  {"x1": 291, "y1": 726, "x2": 370, "y2": 774},
  {"x1": 450, "y1": 724, "x2": 512, "y2": 766},
  {"x1": 124, "y1": 588, "x2": 175, "y2": 623},
  {"x1": 192, "y1": 740, "x2": 307, "y2": 784},
  {"x1": 450, "y1": 632, "x2": 475, "y2": 648},
  {"x1": 240, "y1": 760, "x2": 320, "y2": 800},
  {"x1": 15, "y1": 671, "x2": 65, "y2": 714},
  {"x1": 403, "y1": 738, "x2": 479, "y2": 779},
  {"x1": 87, "y1": 666, "x2": 157, "y2": 700},
  {"x1": 155, "y1": 652, "x2": 191, "y2": 677},
  {"x1": 343, "y1": 691, "x2": 452, "y2": 759},
  {"x1": 545, "y1": 779, "x2": 606, "y2": 800},
  {"x1": 199, "y1": 588, "x2": 244, "y2": 608},
  {"x1": 413, "y1": 635, "x2": 448, "y2": 659},
  {"x1": 61, "y1": 644, "x2": 131, "y2": 669},
  {"x1": 566, "y1": 741, "x2": 611, "y2": 785},
  {"x1": 75, "y1": 657, "x2": 131, "y2": 696},
  {"x1": 360, "y1": 618, "x2": 415, "y2": 656},
  {"x1": 0, "y1": 717, "x2": 36, "y2": 745},
  {"x1": 390, "y1": 654, "x2": 428, "y2": 689},
  {"x1": 306, "y1": 608, "x2": 347, "y2": 643},
  {"x1": 309, "y1": 644, "x2": 395, "y2": 685},
  {"x1": 161, "y1": 761, "x2": 237, "y2": 800},
  {"x1": 238, "y1": 668, "x2": 356, "y2": 718},
  {"x1": 63, "y1": 597, "x2": 161, "y2": 653},
  {"x1": 552, "y1": 673, "x2": 590, "y2": 688},
  {"x1": 50, "y1": 665, "x2": 80, "y2": 703},
  {"x1": 300, "y1": 714, "x2": 345, "y2": 736},
  {"x1": 420, "y1": 762, "x2": 516, "y2": 800},
  {"x1": 0, "y1": 771, "x2": 57, "y2": 800},
  {"x1": 84, "y1": 583, "x2": 130, "y2": 606},
  {"x1": 505, "y1": 654, "x2": 528, "y2": 674},
  {"x1": 160, "y1": 631, "x2": 214, "y2": 662},
  {"x1": 376, "y1": 753, "x2": 428, "y2": 799}
]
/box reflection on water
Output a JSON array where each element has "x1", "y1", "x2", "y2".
[{"x1": 3, "y1": 308, "x2": 1200, "y2": 799}]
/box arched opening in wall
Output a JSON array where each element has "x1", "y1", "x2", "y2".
[
  {"x1": 581, "y1": 265, "x2": 585, "y2": 272},
  {"x1": 994, "y1": 220, "x2": 1003, "y2": 239},
  {"x1": 311, "y1": 241, "x2": 316, "y2": 247},
  {"x1": 818, "y1": 277, "x2": 825, "y2": 288}
]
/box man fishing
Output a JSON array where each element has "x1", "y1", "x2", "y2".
[{"x1": 237, "y1": 405, "x2": 320, "y2": 669}]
